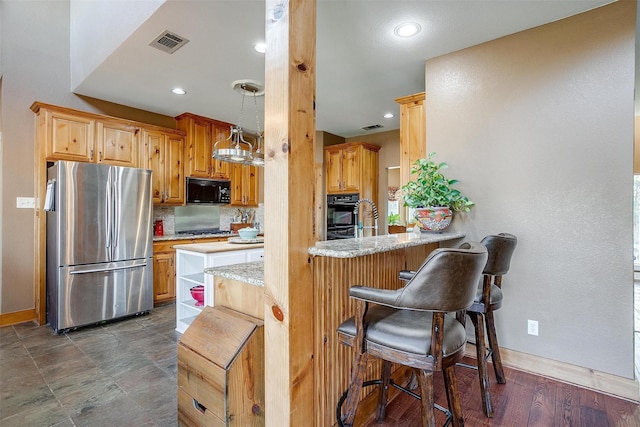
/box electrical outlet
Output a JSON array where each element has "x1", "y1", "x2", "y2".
[
  {"x1": 528, "y1": 319, "x2": 539, "y2": 336},
  {"x1": 16, "y1": 197, "x2": 35, "y2": 209}
]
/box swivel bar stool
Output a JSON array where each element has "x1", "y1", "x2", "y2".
[{"x1": 336, "y1": 243, "x2": 487, "y2": 427}]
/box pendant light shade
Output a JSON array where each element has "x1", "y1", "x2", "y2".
[{"x1": 212, "y1": 81, "x2": 264, "y2": 167}]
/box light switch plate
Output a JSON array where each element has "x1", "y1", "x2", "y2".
[{"x1": 16, "y1": 197, "x2": 35, "y2": 208}]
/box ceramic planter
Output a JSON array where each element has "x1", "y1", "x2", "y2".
[{"x1": 414, "y1": 207, "x2": 452, "y2": 231}]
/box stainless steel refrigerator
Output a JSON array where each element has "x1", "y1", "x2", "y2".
[{"x1": 46, "y1": 161, "x2": 153, "y2": 333}]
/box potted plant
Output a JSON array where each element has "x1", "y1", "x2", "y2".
[
  {"x1": 401, "y1": 152, "x2": 474, "y2": 231},
  {"x1": 387, "y1": 212, "x2": 406, "y2": 234}
]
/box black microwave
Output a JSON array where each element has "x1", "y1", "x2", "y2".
[{"x1": 186, "y1": 178, "x2": 231, "y2": 204}]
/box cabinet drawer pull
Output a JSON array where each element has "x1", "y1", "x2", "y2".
[{"x1": 192, "y1": 398, "x2": 207, "y2": 414}]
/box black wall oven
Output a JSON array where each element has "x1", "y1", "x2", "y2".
[{"x1": 326, "y1": 193, "x2": 358, "y2": 240}]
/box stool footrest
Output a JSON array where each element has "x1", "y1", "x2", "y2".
[{"x1": 336, "y1": 379, "x2": 453, "y2": 427}]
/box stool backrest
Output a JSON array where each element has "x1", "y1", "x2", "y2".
[
  {"x1": 398, "y1": 242, "x2": 487, "y2": 312},
  {"x1": 481, "y1": 233, "x2": 517, "y2": 276}
]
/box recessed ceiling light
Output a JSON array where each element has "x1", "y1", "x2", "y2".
[
  {"x1": 394, "y1": 22, "x2": 421, "y2": 38},
  {"x1": 171, "y1": 88, "x2": 186, "y2": 95},
  {"x1": 383, "y1": 113, "x2": 395, "y2": 119},
  {"x1": 254, "y1": 42, "x2": 266, "y2": 54}
]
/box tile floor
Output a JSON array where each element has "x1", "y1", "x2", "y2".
[{"x1": 0, "y1": 304, "x2": 178, "y2": 427}]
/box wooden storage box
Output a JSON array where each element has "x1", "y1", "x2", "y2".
[{"x1": 177, "y1": 306, "x2": 265, "y2": 426}]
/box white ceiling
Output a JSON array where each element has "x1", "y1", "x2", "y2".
[{"x1": 73, "y1": 0, "x2": 615, "y2": 138}]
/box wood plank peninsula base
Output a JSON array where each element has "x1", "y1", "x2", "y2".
[{"x1": 308, "y1": 232, "x2": 465, "y2": 427}]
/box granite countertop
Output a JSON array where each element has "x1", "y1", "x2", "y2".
[
  {"x1": 205, "y1": 261, "x2": 264, "y2": 286},
  {"x1": 308, "y1": 232, "x2": 466, "y2": 259},
  {"x1": 153, "y1": 232, "x2": 234, "y2": 242},
  {"x1": 173, "y1": 240, "x2": 264, "y2": 253}
]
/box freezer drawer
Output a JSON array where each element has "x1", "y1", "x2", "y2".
[{"x1": 48, "y1": 259, "x2": 152, "y2": 333}]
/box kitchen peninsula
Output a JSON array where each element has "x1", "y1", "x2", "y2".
[{"x1": 204, "y1": 231, "x2": 464, "y2": 426}]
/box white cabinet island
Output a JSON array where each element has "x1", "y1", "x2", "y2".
[{"x1": 173, "y1": 240, "x2": 264, "y2": 333}]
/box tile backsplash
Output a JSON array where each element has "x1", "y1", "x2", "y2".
[{"x1": 153, "y1": 204, "x2": 264, "y2": 235}]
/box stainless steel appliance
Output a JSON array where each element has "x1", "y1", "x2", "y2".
[
  {"x1": 46, "y1": 161, "x2": 153, "y2": 333},
  {"x1": 326, "y1": 193, "x2": 359, "y2": 240},
  {"x1": 186, "y1": 177, "x2": 231, "y2": 204}
]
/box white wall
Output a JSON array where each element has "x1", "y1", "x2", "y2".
[
  {"x1": 69, "y1": 0, "x2": 163, "y2": 90},
  {"x1": 425, "y1": 1, "x2": 635, "y2": 378}
]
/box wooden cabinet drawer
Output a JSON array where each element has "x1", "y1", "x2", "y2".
[
  {"x1": 177, "y1": 344, "x2": 226, "y2": 419},
  {"x1": 177, "y1": 306, "x2": 265, "y2": 426},
  {"x1": 178, "y1": 388, "x2": 225, "y2": 427}
]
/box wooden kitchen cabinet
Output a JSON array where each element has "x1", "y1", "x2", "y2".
[
  {"x1": 395, "y1": 92, "x2": 426, "y2": 188},
  {"x1": 140, "y1": 127, "x2": 186, "y2": 205},
  {"x1": 178, "y1": 306, "x2": 264, "y2": 426},
  {"x1": 40, "y1": 107, "x2": 95, "y2": 162},
  {"x1": 34, "y1": 103, "x2": 139, "y2": 166},
  {"x1": 230, "y1": 162, "x2": 258, "y2": 207},
  {"x1": 176, "y1": 112, "x2": 232, "y2": 180},
  {"x1": 324, "y1": 141, "x2": 380, "y2": 195},
  {"x1": 153, "y1": 250, "x2": 176, "y2": 304},
  {"x1": 96, "y1": 119, "x2": 139, "y2": 167}
]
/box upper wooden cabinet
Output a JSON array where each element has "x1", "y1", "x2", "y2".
[
  {"x1": 32, "y1": 102, "x2": 139, "y2": 167},
  {"x1": 96, "y1": 120, "x2": 139, "y2": 166},
  {"x1": 228, "y1": 134, "x2": 258, "y2": 207},
  {"x1": 140, "y1": 128, "x2": 186, "y2": 205},
  {"x1": 176, "y1": 112, "x2": 232, "y2": 180},
  {"x1": 395, "y1": 92, "x2": 426, "y2": 187},
  {"x1": 324, "y1": 141, "x2": 380, "y2": 195},
  {"x1": 230, "y1": 162, "x2": 258, "y2": 207}
]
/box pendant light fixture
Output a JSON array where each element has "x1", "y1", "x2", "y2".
[{"x1": 212, "y1": 80, "x2": 265, "y2": 167}]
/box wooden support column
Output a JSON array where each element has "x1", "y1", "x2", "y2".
[{"x1": 264, "y1": 0, "x2": 316, "y2": 426}]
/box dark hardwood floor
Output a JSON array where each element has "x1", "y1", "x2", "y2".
[{"x1": 360, "y1": 356, "x2": 640, "y2": 427}]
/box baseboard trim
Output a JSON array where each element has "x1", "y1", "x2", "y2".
[
  {"x1": 465, "y1": 344, "x2": 639, "y2": 402},
  {"x1": 0, "y1": 309, "x2": 38, "y2": 327}
]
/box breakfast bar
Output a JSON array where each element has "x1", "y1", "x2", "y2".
[
  {"x1": 308, "y1": 232, "x2": 465, "y2": 426},
  {"x1": 203, "y1": 231, "x2": 464, "y2": 426}
]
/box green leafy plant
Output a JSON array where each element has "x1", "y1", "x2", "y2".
[
  {"x1": 401, "y1": 152, "x2": 474, "y2": 212},
  {"x1": 387, "y1": 212, "x2": 401, "y2": 225}
]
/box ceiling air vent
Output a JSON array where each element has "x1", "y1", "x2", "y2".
[
  {"x1": 361, "y1": 124, "x2": 384, "y2": 131},
  {"x1": 149, "y1": 30, "x2": 189, "y2": 54}
]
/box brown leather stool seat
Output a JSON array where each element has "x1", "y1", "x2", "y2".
[{"x1": 336, "y1": 243, "x2": 488, "y2": 427}]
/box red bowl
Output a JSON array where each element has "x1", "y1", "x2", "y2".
[{"x1": 190, "y1": 285, "x2": 204, "y2": 307}]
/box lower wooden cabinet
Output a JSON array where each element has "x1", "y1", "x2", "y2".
[
  {"x1": 177, "y1": 306, "x2": 264, "y2": 426},
  {"x1": 153, "y1": 251, "x2": 176, "y2": 304}
]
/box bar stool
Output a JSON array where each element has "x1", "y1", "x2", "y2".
[
  {"x1": 336, "y1": 243, "x2": 487, "y2": 427},
  {"x1": 399, "y1": 233, "x2": 517, "y2": 418},
  {"x1": 462, "y1": 233, "x2": 517, "y2": 417}
]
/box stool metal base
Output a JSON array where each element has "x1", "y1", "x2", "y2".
[{"x1": 336, "y1": 379, "x2": 453, "y2": 427}]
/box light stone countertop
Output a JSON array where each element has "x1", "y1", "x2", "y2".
[
  {"x1": 308, "y1": 232, "x2": 466, "y2": 258},
  {"x1": 173, "y1": 240, "x2": 264, "y2": 253},
  {"x1": 202, "y1": 232, "x2": 465, "y2": 286},
  {"x1": 204, "y1": 261, "x2": 264, "y2": 286}
]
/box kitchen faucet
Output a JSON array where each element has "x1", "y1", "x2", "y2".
[{"x1": 353, "y1": 198, "x2": 378, "y2": 238}]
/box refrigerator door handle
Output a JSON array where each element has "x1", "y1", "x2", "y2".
[
  {"x1": 105, "y1": 177, "x2": 112, "y2": 250},
  {"x1": 113, "y1": 179, "x2": 120, "y2": 249},
  {"x1": 69, "y1": 261, "x2": 148, "y2": 275}
]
